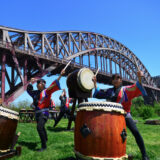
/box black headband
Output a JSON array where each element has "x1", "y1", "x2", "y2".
[{"x1": 37, "y1": 79, "x2": 46, "y2": 84}]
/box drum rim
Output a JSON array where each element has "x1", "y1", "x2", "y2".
[
  {"x1": 74, "y1": 149, "x2": 128, "y2": 160},
  {"x1": 79, "y1": 102, "x2": 123, "y2": 108},
  {"x1": 0, "y1": 106, "x2": 19, "y2": 115},
  {"x1": 0, "y1": 106, "x2": 19, "y2": 120},
  {"x1": 0, "y1": 148, "x2": 11, "y2": 153},
  {"x1": 77, "y1": 102, "x2": 126, "y2": 114},
  {"x1": 77, "y1": 106, "x2": 126, "y2": 114}
]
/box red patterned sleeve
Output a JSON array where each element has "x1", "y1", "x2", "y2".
[
  {"x1": 124, "y1": 81, "x2": 147, "y2": 100},
  {"x1": 46, "y1": 79, "x2": 61, "y2": 95}
]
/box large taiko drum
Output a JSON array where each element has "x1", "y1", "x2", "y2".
[
  {"x1": 74, "y1": 102, "x2": 128, "y2": 160},
  {"x1": 0, "y1": 106, "x2": 19, "y2": 153},
  {"x1": 67, "y1": 68, "x2": 94, "y2": 98}
]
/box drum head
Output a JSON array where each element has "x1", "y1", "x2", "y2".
[{"x1": 77, "y1": 68, "x2": 94, "y2": 91}]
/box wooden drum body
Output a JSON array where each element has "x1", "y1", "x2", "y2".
[
  {"x1": 0, "y1": 106, "x2": 19, "y2": 152},
  {"x1": 74, "y1": 102, "x2": 128, "y2": 160},
  {"x1": 67, "y1": 68, "x2": 94, "y2": 98}
]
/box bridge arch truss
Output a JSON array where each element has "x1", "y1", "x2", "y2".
[{"x1": 0, "y1": 26, "x2": 159, "y2": 104}]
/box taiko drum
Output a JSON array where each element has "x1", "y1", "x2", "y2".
[
  {"x1": 74, "y1": 102, "x2": 128, "y2": 160},
  {"x1": 67, "y1": 68, "x2": 94, "y2": 98},
  {"x1": 0, "y1": 106, "x2": 19, "y2": 152}
]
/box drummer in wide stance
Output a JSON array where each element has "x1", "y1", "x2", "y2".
[
  {"x1": 27, "y1": 69, "x2": 65, "y2": 152},
  {"x1": 53, "y1": 89, "x2": 73, "y2": 128},
  {"x1": 92, "y1": 71, "x2": 149, "y2": 160}
]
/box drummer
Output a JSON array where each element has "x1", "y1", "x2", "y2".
[
  {"x1": 49, "y1": 99, "x2": 56, "y2": 111},
  {"x1": 92, "y1": 71, "x2": 149, "y2": 160},
  {"x1": 27, "y1": 69, "x2": 65, "y2": 152},
  {"x1": 53, "y1": 89, "x2": 73, "y2": 128}
]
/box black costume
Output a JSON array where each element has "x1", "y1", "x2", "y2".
[
  {"x1": 27, "y1": 79, "x2": 61, "y2": 150},
  {"x1": 53, "y1": 95, "x2": 72, "y2": 127}
]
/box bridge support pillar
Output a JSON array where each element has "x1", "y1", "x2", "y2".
[{"x1": 1, "y1": 53, "x2": 6, "y2": 103}]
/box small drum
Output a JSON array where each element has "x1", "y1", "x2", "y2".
[
  {"x1": 74, "y1": 102, "x2": 128, "y2": 160},
  {"x1": 67, "y1": 68, "x2": 94, "y2": 98},
  {"x1": 0, "y1": 106, "x2": 19, "y2": 153}
]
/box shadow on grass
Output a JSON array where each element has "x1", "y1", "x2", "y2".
[
  {"x1": 47, "y1": 126, "x2": 74, "y2": 132},
  {"x1": 18, "y1": 141, "x2": 38, "y2": 150}
]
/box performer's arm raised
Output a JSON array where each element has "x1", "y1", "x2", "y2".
[
  {"x1": 92, "y1": 75, "x2": 97, "y2": 89},
  {"x1": 27, "y1": 78, "x2": 37, "y2": 97},
  {"x1": 137, "y1": 70, "x2": 143, "y2": 84},
  {"x1": 46, "y1": 69, "x2": 65, "y2": 94}
]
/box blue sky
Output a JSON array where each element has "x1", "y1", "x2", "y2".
[{"x1": 0, "y1": 0, "x2": 160, "y2": 105}]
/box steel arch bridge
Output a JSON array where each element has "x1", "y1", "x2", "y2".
[{"x1": 0, "y1": 25, "x2": 160, "y2": 105}]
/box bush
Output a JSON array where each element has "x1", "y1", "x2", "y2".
[
  {"x1": 131, "y1": 97, "x2": 160, "y2": 119},
  {"x1": 131, "y1": 97, "x2": 144, "y2": 117},
  {"x1": 130, "y1": 106, "x2": 140, "y2": 117},
  {"x1": 132, "y1": 97, "x2": 144, "y2": 107},
  {"x1": 139, "y1": 106, "x2": 154, "y2": 119},
  {"x1": 154, "y1": 102, "x2": 160, "y2": 116}
]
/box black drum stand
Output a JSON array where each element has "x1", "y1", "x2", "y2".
[
  {"x1": 0, "y1": 133, "x2": 22, "y2": 160},
  {"x1": 67, "y1": 98, "x2": 88, "y2": 130}
]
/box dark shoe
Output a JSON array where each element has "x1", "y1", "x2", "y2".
[
  {"x1": 37, "y1": 147, "x2": 47, "y2": 152},
  {"x1": 142, "y1": 155, "x2": 149, "y2": 160},
  {"x1": 128, "y1": 154, "x2": 134, "y2": 160}
]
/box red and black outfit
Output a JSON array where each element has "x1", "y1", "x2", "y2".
[
  {"x1": 53, "y1": 95, "x2": 72, "y2": 127},
  {"x1": 93, "y1": 81, "x2": 149, "y2": 160},
  {"x1": 27, "y1": 79, "x2": 61, "y2": 149}
]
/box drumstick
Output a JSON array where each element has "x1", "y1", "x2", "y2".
[
  {"x1": 95, "y1": 68, "x2": 99, "y2": 77},
  {"x1": 133, "y1": 55, "x2": 140, "y2": 71},
  {"x1": 63, "y1": 60, "x2": 72, "y2": 71}
]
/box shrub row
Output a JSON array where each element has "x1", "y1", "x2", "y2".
[{"x1": 131, "y1": 97, "x2": 160, "y2": 119}]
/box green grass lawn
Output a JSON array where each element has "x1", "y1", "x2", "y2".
[{"x1": 10, "y1": 118, "x2": 160, "y2": 160}]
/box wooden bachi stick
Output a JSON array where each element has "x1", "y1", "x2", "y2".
[
  {"x1": 63, "y1": 60, "x2": 72, "y2": 71},
  {"x1": 95, "y1": 68, "x2": 99, "y2": 76}
]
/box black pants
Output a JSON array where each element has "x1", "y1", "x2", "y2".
[
  {"x1": 54, "y1": 108, "x2": 71, "y2": 127},
  {"x1": 36, "y1": 113, "x2": 48, "y2": 149},
  {"x1": 125, "y1": 114, "x2": 147, "y2": 157}
]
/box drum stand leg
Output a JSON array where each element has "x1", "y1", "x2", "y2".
[
  {"x1": 67, "y1": 98, "x2": 88, "y2": 130},
  {"x1": 10, "y1": 132, "x2": 21, "y2": 150},
  {"x1": 0, "y1": 146, "x2": 21, "y2": 160},
  {"x1": 67, "y1": 99, "x2": 77, "y2": 130},
  {"x1": 0, "y1": 132, "x2": 22, "y2": 160}
]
